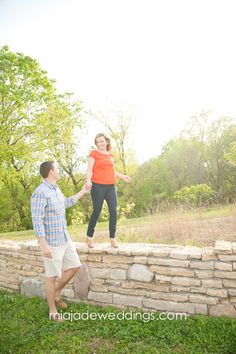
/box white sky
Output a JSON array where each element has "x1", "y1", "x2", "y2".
[{"x1": 1, "y1": 0, "x2": 236, "y2": 162}]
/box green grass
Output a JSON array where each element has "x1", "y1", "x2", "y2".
[{"x1": 0, "y1": 290, "x2": 236, "y2": 353}]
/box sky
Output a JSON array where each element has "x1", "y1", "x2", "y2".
[{"x1": 1, "y1": 0, "x2": 236, "y2": 163}]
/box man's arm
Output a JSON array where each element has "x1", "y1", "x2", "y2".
[
  {"x1": 30, "y1": 190, "x2": 52, "y2": 258},
  {"x1": 38, "y1": 237, "x2": 52, "y2": 258},
  {"x1": 85, "y1": 157, "x2": 95, "y2": 190},
  {"x1": 64, "y1": 184, "x2": 89, "y2": 209}
]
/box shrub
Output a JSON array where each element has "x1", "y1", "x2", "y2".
[{"x1": 174, "y1": 184, "x2": 214, "y2": 208}]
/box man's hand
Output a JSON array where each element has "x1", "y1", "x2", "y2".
[
  {"x1": 42, "y1": 244, "x2": 52, "y2": 258},
  {"x1": 38, "y1": 237, "x2": 52, "y2": 258}
]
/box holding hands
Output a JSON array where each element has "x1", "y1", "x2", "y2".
[
  {"x1": 85, "y1": 181, "x2": 92, "y2": 191},
  {"x1": 122, "y1": 175, "x2": 131, "y2": 183}
]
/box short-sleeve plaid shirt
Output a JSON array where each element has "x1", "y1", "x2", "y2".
[{"x1": 30, "y1": 180, "x2": 77, "y2": 246}]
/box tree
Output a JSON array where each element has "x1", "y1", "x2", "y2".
[
  {"x1": 35, "y1": 93, "x2": 86, "y2": 189},
  {"x1": 0, "y1": 45, "x2": 55, "y2": 167},
  {"x1": 87, "y1": 106, "x2": 137, "y2": 175},
  {"x1": 0, "y1": 45, "x2": 56, "y2": 229}
]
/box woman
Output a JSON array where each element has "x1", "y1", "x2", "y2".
[{"x1": 85, "y1": 133, "x2": 130, "y2": 248}]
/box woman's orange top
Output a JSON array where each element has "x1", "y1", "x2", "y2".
[{"x1": 89, "y1": 150, "x2": 117, "y2": 184}]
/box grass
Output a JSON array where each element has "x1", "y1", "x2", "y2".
[
  {"x1": 0, "y1": 204, "x2": 236, "y2": 247},
  {"x1": 0, "y1": 290, "x2": 236, "y2": 353}
]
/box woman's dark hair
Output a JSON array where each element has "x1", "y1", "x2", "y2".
[
  {"x1": 95, "y1": 133, "x2": 112, "y2": 151},
  {"x1": 39, "y1": 161, "x2": 55, "y2": 178}
]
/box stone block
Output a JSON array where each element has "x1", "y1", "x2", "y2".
[
  {"x1": 190, "y1": 261, "x2": 214, "y2": 270},
  {"x1": 202, "y1": 279, "x2": 222, "y2": 288},
  {"x1": 87, "y1": 254, "x2": 102, "y2": 262},
  {"x1": 89, "y1": 267, "x2": 109, "y2": 279},
  {"x1": 170, "y1": 285, "x2": 190, "y2": 292},
  {"x1": 108, "y1": 286, "x2": 146, "y2": 297},
  {"x1": 103, "y1": 255, "x2": 133, "y2": 264},
  {"x1": 155, "y1": 274, "x2": 172, "y2": 283},
  {"x1": 121, "y1": 280, "x2": 169, "y2": 292},
  {"x1": 201, "y1": 247, "x2": 217, "y2": 261},
  {"x1": 143, "y1": 298, "x2": 195, "y2": 314},
  {"x1": 74, "y1": 263, "x2": 90, "y2": 299},
  {"x1": 128, "y1": 264, "x2": 154, "y2": 282},
  {"x1": 209, "y1": 303, "x2": 236, "y2": 317},
  {"x1": 215, "y1": 262, "x2": 232, "y2": 271},
  {"x1": 134, "y1": 256, "x2": 148, "y2": 264},
  {"x1": 171, "y1": 277, "x2": 201, "y2": 287},
  {"x1": 147, "y1": 292, "x2": 188, "y2": 302},
  {"x1": 223, "y1": 280, "x2": 236, "y2": 288},
  {"x1": 215, "y1": 241, "x2": 232, "y2": 254},
  {"x1": 190, "y1": 287, "x2": 207, "y2": 294},
  {"x1": 113, "y1": 293, "x2": 143, "y2": 307},
  {"x1": 88, "y1": 291, "x2": 112, "y2": 303},
  {"x1": 62, "y1": 288, "x2": 75, "y2": 298},
  {"x1": 214, "y1": 271, "x2": 236, "y2": 279},
  {"x1": 0, "y1": 259, "x2": 6, "y2": 268},
  {"x1": 189, "y1": 294, "x2": 219, "y2": 305},
  {"x1": 195, "y1": 304, "x2": 208, "y2": 315},
  {"x1": 194, "y1": 270, "x2": 214, "y2": 279},
  {"x1": 206, "y1": 289, "x2": 227, "y2": 298},
  {"x1": 20, "y1": 277, "x2": 45, "y2": 299},
  {"x1": 218, "y1": 255, "x2": 236, "y2": 262},
  {"x1": 109, "y1": 269, "x2": 127, "y2": 280}
]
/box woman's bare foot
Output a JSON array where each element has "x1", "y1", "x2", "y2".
[
  {"x1": 86, "y1": 236, "x2": 94, "y2": 248},
  {"x1": 110, "y1": 238, "x2": 119, "y2": 248}
]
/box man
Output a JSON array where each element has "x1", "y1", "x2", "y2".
[{"x1": 31, "y1": 161, "x2": 88, "y2": 321}]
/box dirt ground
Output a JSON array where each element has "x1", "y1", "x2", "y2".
[{"x1": 103, "y1": 215, "x2": 236, "y2": 247}]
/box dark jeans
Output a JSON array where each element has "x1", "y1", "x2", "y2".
[{"x1": 87, "y1": 183, "x2": 118, "y2": 238}]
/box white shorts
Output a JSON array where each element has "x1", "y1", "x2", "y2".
[{"x1": 43, "y1": 241, "x2": 81, "y2": 278}]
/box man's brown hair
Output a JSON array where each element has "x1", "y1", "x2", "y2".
[{"x1": 39, "y1": 161, "x2": 55, "y2": 178}]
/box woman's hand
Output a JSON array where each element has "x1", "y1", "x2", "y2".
[
  {"x1": 122, "y1": 175, "x2": 131, "y2": 183},
  {"x1": 85, "y1": 181, "x2": 92, "y2": 191}
]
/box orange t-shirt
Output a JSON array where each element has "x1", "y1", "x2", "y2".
[{"x1": 89, "y1": 150, "x2": 117, "y2": 184}]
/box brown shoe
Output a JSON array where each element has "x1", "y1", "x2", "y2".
[
  {"x1": 110, "y1": 238, "x2": 119, "y2": 248},
  {"x1": 86, "y1": 237, "x2": 94, "y2": 248},
  {"x1": 55, "y1": 298, "x2": 68, "y2": 309}
]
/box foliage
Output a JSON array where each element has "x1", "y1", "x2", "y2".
[
  {"x1": 1, "y1": 46, "x2": 236, "y2": 232},
  {"x1": 174, "y1": 184, "x2": 215, "y2": 208},
  {"x1": 0, "y1": 46, "x2": 86, "y2": 230}
]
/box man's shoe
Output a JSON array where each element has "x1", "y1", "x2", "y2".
[{"x1": 55, "y1": 298, "x2": 68, "y2": 309}]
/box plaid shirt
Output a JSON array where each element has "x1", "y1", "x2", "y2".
[{"x1": 30, "y1": 180, "x2": 77, "y2": 246}]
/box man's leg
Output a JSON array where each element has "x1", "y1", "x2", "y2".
[
  {"x1": 43, "y1": 247, "x2": 64, "y2": 320},
  {"x1": 55, "y1": 267, "x2": 79, "y2": 303},
  {"x1": 55, "y1": 241, "x2": 82, "y2": 307},
  {"x1": 45, "y1": 276, "x2": 62, "y2": 319}
]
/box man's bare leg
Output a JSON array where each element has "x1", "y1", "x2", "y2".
[
  {"x1": 45, "y1": 276, "x2": 63, "y2": 320},
  {"x1": 55, "y1": 267, "x2": 80, "y2": 306}
]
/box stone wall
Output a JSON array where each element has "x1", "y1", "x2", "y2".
[{"x1": 1, "y1": 239, "x2": 236, "y2": 317}]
